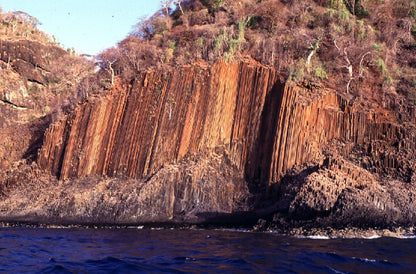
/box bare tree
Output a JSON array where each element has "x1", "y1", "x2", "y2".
[
  {"x1": 176, "y1": 0, "x2": 184, "y2": 14},
  {"x1": 97, "y1": 47, "x2": 121, "y2": 85},
  {"x1": 306, "y1": 37, "x2": 321, "y2": 73},
  {"x1": 344, "y1": 0, "x2": 356, "y2": 15},
  {"x1": 161, "y1": 0, "x2": 174, "y2": 17},
  {"x1": 118, "y1": 36, "x2": 141, "y2": 71},
  {"x1": 13, "y1": 11, "x2": 41, "y2": 27},
  {"x1": 334, "y1": 40, "x2": 353, "y2": 93}
]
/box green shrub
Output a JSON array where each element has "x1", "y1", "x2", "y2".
[
  {"x1": 326, "y1": 0, "x2": 346, "y2": 10},
  {"x1": 385, "y1": 75, "x2": 392, "y2": 85},
  {"x1": 372, "y1": 43, "x2": 382, "y2": 51},
  {"x1": 229, "y1": 39, "x2": 239, "y2": 55},
  {"x1": 227, "y1": 19, "x2": 246, "y2": 57},
  {"x1": 325, "y1": 8, "x2": 353, "y2": 33},
  {"x1": 214, "y1": 28, "x2": 230, "y2": 54},
  {"x1": 377, "y1": 57, "x2": 392, "y2": 85},
  {"x1": 409, "y1": 8, "x2": 416, "y2": 19},
  {"x1": 412, "y1": 23, "x2": 416, "y2": 37},
  {"x1": 355, "y1": 20, "x2": 367, "y2": 40},
  {"x1": 237, "y1": 20, "x2": 246, "y2": 42},
  {"x1": 201, "y1": 0, "x2": 224, "y2": 9},
  {"x1": 153, "y1": 17, "x2": 169, "y2": 35},
  {"x1": 197, "y1": 37, "x2": 204, "y2": 48},
  {"x1": 246, "y1": 16, "x2": 261, "y2": 29},
  {"x1": 214, "y1": 0, "x2": 224, "y2": 8},
  {"x1": 168, "y1": 40, "x2": 176, "y2": 51},
  {"x1": 377, "y1": 58, "x2": 388, "y2": 75},
  {"x1": 288, "y1": 58, "x2": 306, "y2": 83},
  {"x1": 314, "y1": 66, "x2": 328, "y2": 79}
]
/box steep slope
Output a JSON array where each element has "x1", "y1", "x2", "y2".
[
  {"x1": 0, "y1": 1, "x2": 415, "y2": 229},
  {"x1": 32, "y1": 59, "x2": 415, "y2": 226},
  {"x1": 38, "y1": 61, "x2": 415, "y2": 183},
  {"x1": 0, "y1": 9, "x2": 94, "y2": 172}
]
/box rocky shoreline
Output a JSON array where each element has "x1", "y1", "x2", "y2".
[
  {"x1": 1, "y1": 0, "x2": 416, "y2": 240},
  {"x1": 0, "y1": 219, "x2": 414, "y2": 240}
]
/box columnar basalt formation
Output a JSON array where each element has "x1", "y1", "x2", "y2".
[
  {"x1": 0, "y1": 60, "x2": 412, "y2": 226},
  {"x1": 38, "y1": 61, "x2": 281, "y2": 181},
  {"x1": 38, "y1": 61, "x2": 416, "y2": 188}
]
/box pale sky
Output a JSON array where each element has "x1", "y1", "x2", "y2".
[{"x1": 0, "y1": 0, "x2": 160, "y2": 55}]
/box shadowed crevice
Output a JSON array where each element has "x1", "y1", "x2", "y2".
[{"x1": 245, "y1": 80, "x2": 285, "y2": 190}]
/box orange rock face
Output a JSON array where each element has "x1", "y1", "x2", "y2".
[{"x1": 37, "y1": 61, "x2": 416, "y2": 187}]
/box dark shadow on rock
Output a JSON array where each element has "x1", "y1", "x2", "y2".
[
  {"x1": 244, "y1": 80, "x2": 285, "y2": 194},
  {"x1": 23, "y1": 114, "x2": 53, "y2": 161},
  {"x1": 263, "y1": 164, "x2": 330, "y2": 223}
]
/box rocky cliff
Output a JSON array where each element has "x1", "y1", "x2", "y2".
[
  {"x1": 27, "y1": 60, "x2": 415, "y2": 226},
  {"x1": 0, "y1": 34, "x2": 94, "y2": 171},
  {"x1": 38, "y1": 61, "x2": 416, "y2": 183},
  {"x1": 0, "y1": 39, "x2": 67, "y2": 86},
  {"x1": 1, "y1": 1, "x2": 416, "y2": 231}
]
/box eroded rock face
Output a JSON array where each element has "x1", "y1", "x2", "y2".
[
  {"x1": 7, "y1": 60, "x2": 416, "y2": 226},
  {"x1": 0, "y1": 38, "x2": 87, "y2": 171},
  {"x1": 38, "y1": 62, "x2": 283, "y2": 181},
  {"x1": 0, "y1": 39, "x2": 67, "y2": 85},
  {"x1": 0, "y1": 152, "x2": 251, "y2": 224},
  {"x1": 273, "y1": 151, "x2": 416, "y2": 228},
  {"x1": 38, "y1": 61, "x2": 415, "y2": 183}
]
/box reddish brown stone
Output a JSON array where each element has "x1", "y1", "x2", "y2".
[{"x1": 38, "y1": 61, "x2": 415, "y2": 186}]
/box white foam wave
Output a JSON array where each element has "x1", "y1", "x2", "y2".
[
  {"x1": 308, "y1": 235, "x2": 331, "y2": 239},
  {"x1": 391, "y1": 234, "x2": 416, "y2": 239},
  {"x1": 353, "y1": 257, "x2": 377, "y2": 263},
  {"x1": 295, "y1": 235, "x2": 331, "y2": 240},
  {"x1": 213, "y1": 228, "x2": 253, "y2": 233},
  {"x1": 127, "y1": 225, "x2": 144, "y2": 229},
  {"x1": 362, "y1": 234, "x2": 381, "y2": 239}
]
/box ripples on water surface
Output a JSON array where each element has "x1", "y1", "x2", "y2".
[{"x1": 0, "y1": 227, "x2": 415, "y2": 273}]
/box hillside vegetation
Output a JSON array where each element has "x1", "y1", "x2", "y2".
[
  {"x1": 0, "y1": 1, "x2": 415, "y2": 229},
  {"x1": 98, "y1": 0, "x2": 416, "y2": 109},
  {"x1": 0, "y1": 8, "x2": 96, "y2": 168},
  {"x1": 0, "y1": 8, "x2": 97, "y2": 114}
]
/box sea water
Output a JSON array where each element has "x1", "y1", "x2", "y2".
[{"x1": 0, "y1": 227, "x2": 415, "y2": 273}]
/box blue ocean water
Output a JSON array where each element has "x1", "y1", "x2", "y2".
[{"x1": 0, "y1": 227, "x2": 415, "y2": 273}]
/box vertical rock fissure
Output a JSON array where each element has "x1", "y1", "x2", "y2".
[
  {"x1": 144, "y1": 70, "x2": 173, "y2": 176},
  {"x1": 55, "y1": 118, "x2": 72, "y2": 179},
  {"x1": 229, "y1": 64, "x2": 243, "y2": 153},
  {"x1": 104, "y1": 88, "x2": 130, "y2": 177},
  {"x1": 246, "y1": 79, "x2": 285, "y2": 188}
]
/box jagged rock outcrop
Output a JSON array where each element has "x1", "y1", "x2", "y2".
[
  {"x1": 0, "y1": 39, "x2": 67, "y2": 86},
  {"x1": 0, "y1": 152, "x2": 251, "y2": 224},
  {"x1": 0, "y1": 37, "x2": 92, "y2": 171},
  {"x1": 33, "y1": 60, "x2": 416, "y2": 226}
]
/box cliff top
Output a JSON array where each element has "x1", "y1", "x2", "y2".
[
  {"x1": 0, "y1": 8, "x2": 97, "y2": 168},
  {"x1": 0, "y1": 9, "x2": 51, "y2": 44},
  {"x1": 96, "y1": 0, "x2": 416, "y2": 109}
]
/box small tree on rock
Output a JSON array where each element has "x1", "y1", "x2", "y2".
[
  {"x1": 161, "y1": 0, "x2": 174, "y2": 17},
  {"x1": 97, "y1": 47, "x2": 121, "y2": 85}
]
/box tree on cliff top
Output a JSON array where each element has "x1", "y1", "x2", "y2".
[
  {"x1": 161, "y1": 0, "x2": 175, "y2": 17},
  {"x1": 8, "y1": 11, "x2": 41, "y2": 27},
  {"x1": 0, "y1": 9, "x2": 51, "y2": 43},
  {"x1": 97, "y1": 47, "x2": 122, "y2": 86},
  {"x1": 103, "y1": 0, "x2": 416, "y2": 104}
]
